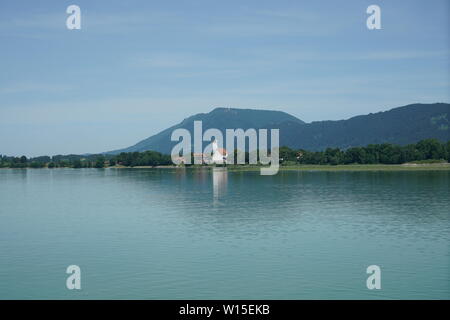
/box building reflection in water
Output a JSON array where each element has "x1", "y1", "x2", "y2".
[
  {"x1": 174, "y1": 167, "x2": 187, "y2": 181},
  {"x1": 212, "y1": 167, "x2": 228, "y2": 204}
]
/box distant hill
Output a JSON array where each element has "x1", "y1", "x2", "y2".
[
  {"x1": 280, "y1": 103, "x2": 449, "y2": 150},
  {"x1": 107, "y1": 103, "x2": 449, "y2": 154},
  {"x1": 107, "y1": 107, "x2": 304, "y2": 154}
]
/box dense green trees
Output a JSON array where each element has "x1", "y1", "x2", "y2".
[
  {"x1": 115, "y1": 151, "x2": 171, "y2": 167},
  {"x1": 0, "y1": 154, "x2": 102, "y2": 168},
  {"x1": 291, "y1": 139, "x2": 450, "y2": 165},
  {"x1": 0, "y1": 151, "x2": 171, "y2": 168},
  {"x1": 94, "y1": 156, "x2": 105, "y2": 168}
]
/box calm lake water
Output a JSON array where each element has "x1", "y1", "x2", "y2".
[{"x1": 0, "y1": 168, "x2": 449, "y2": 299}]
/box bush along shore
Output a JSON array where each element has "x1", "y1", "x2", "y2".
[{"x1": 1, "y1": 139, "x2": 450, "y2": 169}]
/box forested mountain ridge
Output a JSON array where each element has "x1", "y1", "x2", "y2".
[
  {"x1": 107, "y1": 107, "x2": 304, "y2": 154},
  {"x1": 279, "y1": 103, "x2": 449, "y2": 150},
  {"x1": 107, "y1": 103, "x2": 449, "y2": 154}
]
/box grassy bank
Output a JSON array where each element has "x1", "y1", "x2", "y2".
[
  {"x1": 105, "y1": 163, "x2": 450, "y2": 171},
  {"x1": 278, "y1": 163, "x2": 450, "y2": 171},
  {"x1": 227, "y1": 163, "x2": 450, "y2": 171}
]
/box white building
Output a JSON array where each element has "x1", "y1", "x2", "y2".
[{"x1": 212, "y1": 140, "x2": 228, "y2": 164}]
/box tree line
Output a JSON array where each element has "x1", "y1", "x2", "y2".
[
  {"x1": 0, "y1": 150, "x2": 172, "y2": 168},
  {"x1": 280, "y1": 138, "x2": 450, "y2": 165},
  {"x1": 1, "y1": 139, "x2": 449, "y2": 168}
]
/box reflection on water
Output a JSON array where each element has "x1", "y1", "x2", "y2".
[
  {"x1": 0, "y1": 168, "x2": 449, "y2": 299},
  {"x1": 212, "y1": 167, "x2": 227, "y2": 204}
]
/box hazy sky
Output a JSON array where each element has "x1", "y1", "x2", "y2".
[{"x1": 1, "y1": 0, "x2": 449, "y2": 156}]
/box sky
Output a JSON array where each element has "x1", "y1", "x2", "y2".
[{"x1": 0, "y1": 0, "x2": 449, "y2": 157}]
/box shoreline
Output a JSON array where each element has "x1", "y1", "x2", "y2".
[
  {"x1": 105, "y1": 163, "x2": 450, "y2": 171},
  {"x1": 3, "y1": 163, "x2": 449, "y2": 171}
]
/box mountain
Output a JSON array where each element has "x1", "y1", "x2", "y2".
[
  {"x1": 280, "y1": 103, "x2": 449, "y2": 150},
  {"x1": 107, "y1": 103, "x2": 449, "y2": 154},
  {"x1": 107, "y1": 108, "x2": 304, "y2": 154},
  {"x1": 108, "y1": 107, "x2": 304, "y2": 154}
]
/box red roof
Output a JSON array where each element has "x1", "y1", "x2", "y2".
[{"x1": 217, "y1": 148, "x2": 228, "y2": 156}]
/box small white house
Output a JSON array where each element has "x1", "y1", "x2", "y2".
[{"x1": 212, "y1": 140, "x2": 228, "y2": 164}]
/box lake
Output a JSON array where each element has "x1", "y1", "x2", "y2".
[{"x1": 0, "y1": 168, "x2": 449, "y2": 299}]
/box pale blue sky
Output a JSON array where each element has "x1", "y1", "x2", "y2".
[{"x1": 0, "y1": 0, "x2": 449, "y2": 156}]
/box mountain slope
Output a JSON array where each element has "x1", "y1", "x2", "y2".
[
  {"x1": 278, "y1": 103, "x2": 449, "y2": 150},
  {"x1": 107, "y1": 103, "x2": 449, "y2": 154},
  {"x1": 108, "y1": 107, "x2": 304, "y2": 154}
]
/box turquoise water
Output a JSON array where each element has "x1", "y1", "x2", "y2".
[{"x1": 0, "y1": 168, "x2": 449, "y2": 299}]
